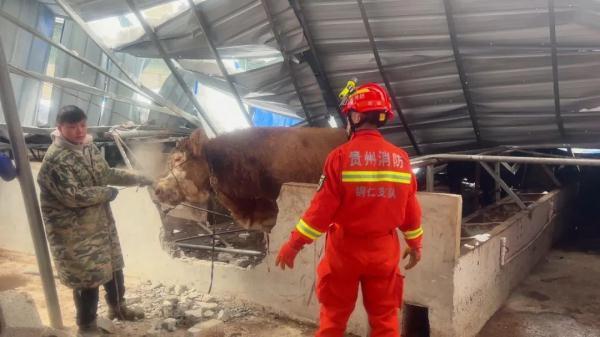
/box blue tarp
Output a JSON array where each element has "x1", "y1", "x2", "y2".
[{"x1": 251, "y1": 107, "x2": 301, "y2": 127}]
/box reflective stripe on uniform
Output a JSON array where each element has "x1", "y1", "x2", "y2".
[
  {"x1": 295, "y1": 219, "x2": 323, "y2": 240},
  {"x1": 403, "y1": 227, "x2": 424, "y2": 240},
  {"x1": 342, "y1": 170, "x2": 411, "y2": 184}
]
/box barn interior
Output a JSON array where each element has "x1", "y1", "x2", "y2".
[{"x1": 1, "y1": 1, "x2": 600, "y2": 337}]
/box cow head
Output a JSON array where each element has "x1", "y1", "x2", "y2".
[{"x1": 154, "y1": 129, "x2": 212, "y2": 205}]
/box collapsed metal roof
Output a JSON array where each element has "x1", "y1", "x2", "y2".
[{"x1": 3, "y1": 0, "x2": 600, "y2": 154}]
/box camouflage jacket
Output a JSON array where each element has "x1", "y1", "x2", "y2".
[{"x1": 37, "y1": 132, "x2": 146, "y2": 289}]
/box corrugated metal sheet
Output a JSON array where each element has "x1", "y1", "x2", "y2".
[
  {"x1": 50, "y1": 18, "x2": 170, "y2": 127},
  {"x1": 116, "y1": 0, "x2": 307, "y2": 59},
  {"x1": 0, "y1": 0, "x2": 54, "y2": 126},
  {"x1": 5, "y1": 0, "x2": 600, "y2": 153},
  {"x1": 293, "y1": 0, "x2": 600, "y2": 153},
  {"x1": 113, "y1": 0, "x2": 327, "y2": 121}
]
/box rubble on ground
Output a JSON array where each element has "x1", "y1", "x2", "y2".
[
  {"x1": 0, "y1": 290, "x2": 45, "y2": 337},
  {"x1": 98, "y1": 280, "x2": 255, "y2": 335}
]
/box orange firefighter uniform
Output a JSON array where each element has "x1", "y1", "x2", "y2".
[{"x1": 276, "y1": 83, "x2": 423, "y2": 337}]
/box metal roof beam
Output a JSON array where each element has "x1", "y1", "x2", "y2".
[
  {"x1": 356, "y1": 0, "x2": 422, "y2": 155},
  {"x1": 548, "y1": 0, "x2": 566, "y2": 140},
  {"x1": 53, "y1": 0, "x2": 211, "y2": 131},
  {"x1": 8, "y1": 64, "x2": 175, "y2": 116},
  {"x1": 443, "y1": 0, "x2": 482, "y2": 144},
  {"x1": 259, "y1": 0, "x2": 314, "y2": 124},
  {"x1": 288, "y1": 0, "x2": 345, "y2": 125},
  {"x1": 185, "y1": 0, "x2": 253, "y2": 126},
  {"x1": 125, "y1": 0, "x2": 218, "y2": 133},
  {"x1": 0, "y1": 9, "x2": 145, "y2": 103}
]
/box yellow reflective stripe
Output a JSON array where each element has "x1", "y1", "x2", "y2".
[
  {"x1": 403, "y1": 227, "x2": 424, "y2": 240},
  {"x1": 343, "y1": 170, "x2": 412, "y2": 177},
  {"x1": 295, "y1": 219, "x2": 323, "y2": 240},
  {"x1": 343, "y1": 177, "x2": 411, "y2": 183},
  {"x1": 342, "y1": 170, "x2": 411, "y2": 184}
]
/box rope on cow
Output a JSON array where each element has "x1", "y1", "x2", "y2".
[
  {"x1": 180, "y1": 202, "x2": 233, "y2": 219},
  {"x1": 207, "y1": 208, "x2": 216, "y2": 294}
]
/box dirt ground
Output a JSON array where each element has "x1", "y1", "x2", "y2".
[
  {"x1": 477, "y1": 249, "x2": 600, "y2": 337},
  {"x1": 5, "y1": 246, "x2": 600, "y2": 337},
  {"x1": 0, "y1": 248, "x2": 320, "y2": 337}
]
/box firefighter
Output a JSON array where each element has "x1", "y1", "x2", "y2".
[{"x1": 275, "y1": 82, "x2": 423, "y2": 337}]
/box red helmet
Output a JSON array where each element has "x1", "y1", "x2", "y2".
[{"x1": 340, "y1": 83, "x2": 395, "y2": 121}]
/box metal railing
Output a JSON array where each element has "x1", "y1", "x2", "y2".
[{"x1": 413, "y1": 147, "x2": 600, "y2": 210}]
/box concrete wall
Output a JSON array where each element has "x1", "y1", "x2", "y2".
[
  {"x1": 451, "y1": 190, "x2": 573, "y2": 337},
  {"x1": 0, "y1": 163, "x2": 38, "y2": 254},
  {"x1": 0, "y1": 166, "x2": 572, "y2": 337},
  {"x1": 402, "y1": 192, "x2": 462, "y2": 337},
  {"x1": 0, "y1": 170, "x2": 365, "y2": 332}
]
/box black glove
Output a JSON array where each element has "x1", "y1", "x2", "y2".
[{"x1": 108, "y1": 187, "x2": 119, "y2": 202}]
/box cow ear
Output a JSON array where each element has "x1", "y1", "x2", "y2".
[{"x1": 188, "y1": 129, "x2": 208, "y2": 157}]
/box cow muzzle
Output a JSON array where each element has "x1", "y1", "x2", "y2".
[{"x1": 154, "y1": 180, "x2": 183, "y2": 205}]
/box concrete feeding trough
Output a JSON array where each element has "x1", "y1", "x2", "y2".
[{"x1": 264, "y1": 184, "x2": 574, "y2": 337}]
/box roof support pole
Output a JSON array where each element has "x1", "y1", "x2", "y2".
[
  {"x1": 442, "y1": 0, "x2": 482, "y2": 144},
  {"x1": 0, "y1": 37, "x2": 64, "y2": 329},
  {"x1": 541, "y1": 164, "x2": 562, "y2": 187},
  {"x1": 356, "y1": 0, "x2": 422, "y2": 155},
  {"x1": 426, "y1": 165, "x2": 435, "y2": 191},
  {"x1": 288, "y1": 0, "x2": 345, "y2": 124},
  {"x1": 53, "y1": 0, "x2": 213, "y2": 131},
  {"x1": 548, "y1": 0, "x2": 567, "y2": 140},
  {"x1": 494, "y1": 162, "x2": 501, "y2": 201},
  {"x1": 185, "y1": 0, "x2": 253, "y2": 126},
  {"x1": 259, "y1": 0, "x2": 313, "y2": 124},
  {"x1": 479, "y1": 162, "x2": 527, "y2": 210},
  {"x1": 125, "y1": 0, "x2": 218, "y2": 132}
]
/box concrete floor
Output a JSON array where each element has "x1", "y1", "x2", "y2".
[{"x1": 477, "y1": 249, "x2": 600, "y2": 337}]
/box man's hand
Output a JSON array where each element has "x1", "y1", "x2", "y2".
[
  {"x1": 275, "y1": 241, "x2": 302, "y2": 270},
  {"x1": 108, "y1": 187, "x2": 119, "y2": 202},
  {"x1": 403, "y1": 247, "x2": 422, "y2": 270},
  {"x1": 138, "y1": 176, "x2": 154, "y2": 187}
]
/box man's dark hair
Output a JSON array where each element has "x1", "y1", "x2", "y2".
[
  {"x1": 56, "y1": 105, "x2": 87, "y2": 125},
  {"x1": 361, "y1": 110, "x2": 388, "y2": 128}
]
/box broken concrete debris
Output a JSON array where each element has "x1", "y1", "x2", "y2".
[
  {"x1": 96, "y1": 281, "x2": 241, "y2": 335},
  {"x1": 0, "y1": 290, "x2": 45, "y2": 337},
  {"x1": 186, "y1": 319, "x2": 224, "y2": 337}
]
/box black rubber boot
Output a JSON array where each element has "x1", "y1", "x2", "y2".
[
  {"x1": 104, "y1": 270, "x2": 144, "y2": 321},
  {"x1": 73, "y1": 287, "x2": 100, "y2": 333},
  {"x1": 107, "y1": 304, "x2": 144, "y2": 321},
  {"x1": 77, "y1": 320, "x2": 104, "y2": 337}
]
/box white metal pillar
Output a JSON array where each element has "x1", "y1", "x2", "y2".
[{"x1": 0, "y1": 37, "x2": 63, "y2": 329}]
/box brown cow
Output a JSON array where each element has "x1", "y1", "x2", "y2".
[{"x1": 154, "y1": 127, "x2": 346, "y2": 232}]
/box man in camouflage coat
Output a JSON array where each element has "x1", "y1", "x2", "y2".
[{"x1": 37, "y1": 105, "x2": 153, "y2": 336}]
